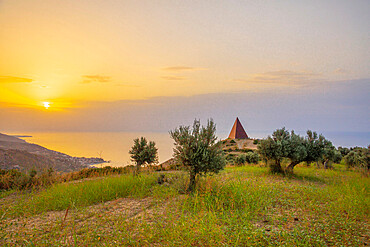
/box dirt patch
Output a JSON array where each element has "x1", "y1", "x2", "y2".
[{"x1": 0, "y1": 196, "x2": 183, "y2": 245}]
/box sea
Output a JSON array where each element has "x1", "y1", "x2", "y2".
[{"x1": 8, "y1": 131, "x2": 370, "y2": 168}]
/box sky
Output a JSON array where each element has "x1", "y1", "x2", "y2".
[{"x1": 0, "y1": 0, "x2": 369, "y2": 134}]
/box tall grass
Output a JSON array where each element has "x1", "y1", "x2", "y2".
[
  {"x1": 1, "y1": 165, "x2": 369, "y2": 246},
  {"x1": 1, "y1": 174, "x2": 157, "y2": 218}
]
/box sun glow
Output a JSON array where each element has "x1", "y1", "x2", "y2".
[{"x1": 43, "y1": 102, "x2": 50, "y2": 109}]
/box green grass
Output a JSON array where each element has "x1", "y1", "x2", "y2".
[
  {"x1": 0, "y1": 174, "x2": 157, "y2": 218},
  {"x1": 0, "y1": 165, "x2": 369, "y2": 246}
]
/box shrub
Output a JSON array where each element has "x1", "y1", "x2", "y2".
[
  {"x1": 343, "y1": 147, "x2": 369, "y2": 170},
  {"x1": 129, "y1": 137, "x2": 158, "y2": 175},
  {"x1": 258, "y1": 128, "x2": 334, "y2": 173},
  {"x1": 245, "y1": 152, "x2": 259, "y2": 164},
  {"x1": 234, "y1": 155, "x2": 246, "y2": 166},
  {"x1": 170, "y1": 119, "x2": 226, "y2": 192}
]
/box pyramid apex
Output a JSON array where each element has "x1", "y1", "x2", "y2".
[{"x1": 228, "y1": 117, "x2": 249, "y2": 139}]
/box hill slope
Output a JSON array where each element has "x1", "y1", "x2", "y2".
[{"x1": 0, "y1": 133, "x2": 106, "y2": 172}]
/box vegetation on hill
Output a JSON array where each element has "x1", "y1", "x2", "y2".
[
  {"x1": 129, "y1": 137, "x2": 158, "y2": 175},
  {"x1": 258, "y1": 128, "x2": 346, "y2": 173},
  {"x1": 0, "y1": 133, "x2": 106, "y2": 172},
  {"x1": 170, "y1": 119, "x2": 226, "y2": 192},
  {"x1": 0, "y1": 165, "x2": 368, "y2": 246},
  {"x1": 0, "y1": 126, "x2": 368, "y2": 246}
]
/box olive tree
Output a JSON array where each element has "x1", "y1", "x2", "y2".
[
  {"x1": 344, "y1": 147, "x2": 370, "y2": 170},
  {"x1": 285, "y1": 131, "x2": 307, "y2": 172},
  {"x1": 258, "y1": 128, "x2": 290, "y2": 173},
  {"x1": 129, "y1": 137, "x2": 158, "y2": 175},
  {"x1": 259, "y1": 128, "x2": 337, "y2": 173},
  {"x1": 170, "y1": 119, "x2": 226, "y2": 192},
  {"x1": 304, "y1": 130, "x2": 326, "y2": 167}
]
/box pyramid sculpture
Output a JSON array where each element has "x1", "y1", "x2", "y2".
[{"x1": 228, "y1": 117, "x2": 249, "y2": 139}]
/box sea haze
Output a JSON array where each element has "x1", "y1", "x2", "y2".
[{"x1": 9, "y1": 131, "x2": 370, "y2": 167}]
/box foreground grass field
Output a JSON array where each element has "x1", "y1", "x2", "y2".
[{"x1": 0, "y1": 165, "x2": 369, "y2": 246}]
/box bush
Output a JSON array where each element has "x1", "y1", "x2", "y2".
[
  {"x1": 245, "y1": 152, "x2": 259, "y2": 164},
  {"x1": 234, "y1": 155, "x2": 246, "y2": 166},
  {"x1": 343, "y1": 147, "x2": 369, "y2": 170},
  {"x1": 258, "y1": 128, "x2": 334, "y2": 173},
  {"x1": 129, "y1": 137, "x2": 158, "y2": 175},
  {"x1": 170, "y1": 119, "x2": 226, "y2": 192}
]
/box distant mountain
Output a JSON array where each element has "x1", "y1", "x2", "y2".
[{"x1": 0, "y1": 133, "x2": 106, "y2": 173}]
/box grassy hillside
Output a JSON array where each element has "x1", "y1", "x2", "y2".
[{"x1": 0, "y1": 165, "x2": 369, "y2": 246}]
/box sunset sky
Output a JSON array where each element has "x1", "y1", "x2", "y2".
[{"x1": 0, "y1": 0, "x2": 369, "y2": 133}]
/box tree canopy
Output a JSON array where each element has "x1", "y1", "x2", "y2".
[
  {"x1": 170, "y1": 119, "x2": 226, "y2": 192},
  {"x1": 129, "y1": 137, "x2": 158, "y2": 175},
  {"x1": 258, "y1": 128, "x2": 336, "y2": 173}
]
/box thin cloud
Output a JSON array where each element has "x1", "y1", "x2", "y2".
[
  {"x1": 234, "y1": 70, "x2": 322, "y2": 85},
  {"x1": 82, "y1": 75, "x2": 111, "y2": 83},
  {"x1": 0, "y1": 76, "x2": 33, "y2": 83},
  {"x1": 333, "y1": 68, "x2": 349, "y2": 74},
  {"x1": 114, "y1": 83, "x2": 141, "y2": 87},
  {"x1": 161, "y1": 76, "x2": 186, "y2": 81},
  {"x1": 161, "y1": 66, "x2": 205, "y2": 72}
]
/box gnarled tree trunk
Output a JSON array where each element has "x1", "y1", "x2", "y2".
[
  {"x1": 188, "y1": 170, "x2": 197, "y2": 193},
  {"x1": 286, "y1": 161, "x2": 299, "y2": 173},
  {"x1": 270, "y1": 160, "x2": 284, "y2": 174}
]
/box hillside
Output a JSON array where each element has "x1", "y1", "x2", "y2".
[
  {"x1": 0, "y1": 165, "x2": 368, "y2": 246},
  {"x1": 0, "y1": 133, "x2": 106, "y2": 172}
]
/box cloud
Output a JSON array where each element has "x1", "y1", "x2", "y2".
[
  {"x1": 234, "y1": 70, "x2": 322, "y2": 85},
  {"x1": 161, "y1": 76, "x2": 186, "y2": 81},
  {"x1": 114, "y1": 83, "x2": 141, "y2": 87},
  {"x1": 0, "y1": 76, "x2": 33, "y2": 83},
  {"x1": 161, "y1": 66, "x2": 204, "y2": 72},
  {"x1": 333, "y1": 68, "x2": 349, "y2": 74},
  {"x1": 82, "y1": 75, "x2": 111, "y2": 83}
]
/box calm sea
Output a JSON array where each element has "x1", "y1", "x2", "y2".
[{"x1": 9, "y1": 131, "x2": 370, "y2": 167}]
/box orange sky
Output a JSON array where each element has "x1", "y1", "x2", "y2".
[{"x1": 0, "y1": 1, "x2": 369, "y2": 133}]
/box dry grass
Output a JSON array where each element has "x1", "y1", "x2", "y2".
[{"x1": 0, "y1": 165, "x2": 369, "y2": 246}]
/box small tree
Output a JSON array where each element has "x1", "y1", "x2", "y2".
[
  {"x1": 258, "y1": 128, "x2": 290, "y2": 173},
  {"x1": 129, "y1": 137, "x2": 158, "y2": 175},
  {"x1": 259, "y1": 128, "x2": 336, "y2": 173},
  {"x1": 344, "y1": 147, "x2": 370, "y2": 170},
  {"x1": 285, "y1": 131, "x2": 307, "y2": 172},
  {"x1": 170, "y1": 119, "x2": 226, "y2": 192},
  {"x1": 304, "y1": 130, "x2": 326, "y2": 167}
]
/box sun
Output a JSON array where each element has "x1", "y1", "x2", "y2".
[{"x1": 43, "y1": 102, "x2": 50, "y2": 109}]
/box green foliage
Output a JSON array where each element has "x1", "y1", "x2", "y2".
[
  {"x1": 1, "y1": 174, "x2": 157, "y2": 218},
  {"x1": 0, "y1": 166, "x2": 369, "y2": 246},
  {"x1": 230, "y1": 139, "x2": 236, "y2": 144},
  {"x1": 0, "y1": 168, "x2": 57, "y2": 191},
  {"x1": 170, "y1": 119, "x2": 226, "y2": 192},
  {"x1": 338, "y1": 146, "x2": 350, "y2": 156},
  {"x1": 129, "y1": 137, "x2": 158, "y2": 174},
  {"x1": 234, "y1": 152, "x2": 259, "y2": 166},
  {"x1": 257, "y1": 128, "x2": 290, "y2": 173},
  {"x1": 304, "y1": 130, "x2": 326, "y2": 165},
  {"x1": 245, "y1": 152, "x2": 259, "y2": 164},
  {"x1": 343, "y1": 147, "x2": 369, "y2": 170},
  {"x1": 253, "y1": 139, "x2": 260, "y2": 145},
  {"x1": 234, "y1": 154, "x2": 246, "y2": 166},
  {"x1": 0, "y1": 166, "x2": 137, "y2": 192},
  {"x1": 258, "y1": 128, "x2": 336, "y2": 173}
]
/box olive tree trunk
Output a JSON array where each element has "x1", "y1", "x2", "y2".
[
  {"x1": 188, "y1": 170, "x2": 197, "y2": 193},
  {"x1": 270, "y1": 160, "x2": 284, "y2": 173},
  {"x1": 286, "y1": 161, "x2": 299, "y2": 173}
]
